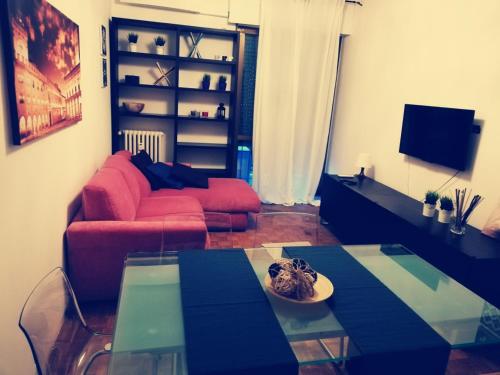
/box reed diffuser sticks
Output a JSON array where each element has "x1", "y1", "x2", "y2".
[{"x1": 452, "y1": 188, "x2": 483, "y2": 234}]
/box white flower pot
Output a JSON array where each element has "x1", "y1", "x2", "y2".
[
  {"x1": 156, "y1": 46, "x2": 165, "y2": 55},
  {"x1": 422, "y1": 203, "x2": 436, "y2": 217},
  {"x1": 129, "y1": 43, "x2": 137, "y2": 52},
  {"x1": 438, "y1": 209, "x2": 452, "y2": 224}
]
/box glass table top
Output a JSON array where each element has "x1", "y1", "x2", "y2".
[
  {"x1": 108, "y1": 245, "x2": 500, "y2": 374},
  {"x1": 342, "y1": 244, "x2": 500, "y2": 348}
]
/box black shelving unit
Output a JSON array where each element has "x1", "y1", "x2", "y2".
[
  {"x1": 176, "y1": 115, "x2": 230, "y2": 123},
  {"x1": 117, "y1": 50, "x2": 178, "y2": 61},
  {"x1": 110, "y1": 17, "x2": 239, "y2": 177},
  {"x1": 177, "y1": 87, "x2": 231, "y2": 94},
  {"x1": 119, "y1": 83, "x2": 176, "y2": 91}
]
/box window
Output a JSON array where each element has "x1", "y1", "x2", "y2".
[{"x1": 235, "y1": 28, "x2": 258, "y2": 184}]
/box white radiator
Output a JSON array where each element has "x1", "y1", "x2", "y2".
[{"x1": 120, "y1": 130, "x2": 166, "y2": 162}]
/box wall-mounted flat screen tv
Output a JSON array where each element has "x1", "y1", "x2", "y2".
[{"x1": 399, "y1": 104, "x2": 475, "y2": 170}]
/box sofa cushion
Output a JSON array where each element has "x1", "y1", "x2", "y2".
[
  {"x1": 113, "y1": 151, "x2": 152, "y2": 198},
  {"x1": 83, "y1": 168, "x2": 136, "y2": 221},
  {"x1": 149, "y1": 178, "x2": 261, "y2": 213},
  {"x1": 103, "y1": 155, "x2": 140, "y2": 207},
  {"x1": 171, "y1": 163, "x2": 209, "y2": 189},
  {"x1": 147, "y1": 163, "x2": 184, "y2": 189},
  {"x1": 136, "y1": 196, "x2": 205, "y2": 221}
]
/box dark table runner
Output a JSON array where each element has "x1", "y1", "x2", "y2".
[
  {"x1": 178, "y1": 249, "x2": 298, "y2": 375},
  {"x1": 285, "y1": 246, "x2": 451, "y2": 375}
]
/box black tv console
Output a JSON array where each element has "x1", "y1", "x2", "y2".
[{"x1": 320, "y1": 174, "x2": 500, "y2": 307}]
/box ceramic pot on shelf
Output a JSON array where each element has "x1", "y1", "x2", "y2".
[
  {"x1": 422, "y1": 203, "x2": 436, "y2": 218},
  {"x1": 129, "y1": 43, "x2": 137, "y2": 52},
  {"x1": 438, "y1": 209, "x2": 452, "y2": 224},
  {"x1": 156, "y1": 46, "x2": 165, "y2": 55}
]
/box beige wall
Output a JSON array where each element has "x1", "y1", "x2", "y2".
[
  {"x1": 327, "y1": 0, "x2": 500, "y2": 229},
  {"x1": 111, "y1": 0, "x2": 357, "y2": 35},
  {"x1": 0, "y1": 0, "x2": 111, "y2": 373}
]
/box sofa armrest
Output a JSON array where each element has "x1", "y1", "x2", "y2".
[{"x1": 66, "y1": 220, "x2": 208, "y2": 301}]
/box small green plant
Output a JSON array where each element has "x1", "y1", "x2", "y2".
[
  {"x1": 439, "y1": 196, "x2": 454, "y2": 211},
  {"x1": 128, "y1": 33, "x2": 139, "y2": 43},
  {"x1": 154, "y1": 36, "x2": 166, "y2": 46},
  {"x1": 425, "y1": 191, "x2": 439, "y2": 205}
]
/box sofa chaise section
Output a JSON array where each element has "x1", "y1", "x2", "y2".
[{"x1": 114, "y1": 150, "x2": 261, "y2": 230}]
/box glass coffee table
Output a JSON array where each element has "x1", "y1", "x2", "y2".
[{"x1": 108, "y1": 245, "x2": 500, "y2": 374}]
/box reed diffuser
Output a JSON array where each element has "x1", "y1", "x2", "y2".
[{"x1": 451, "y1": 188, "x2": 483, "y2": 235}]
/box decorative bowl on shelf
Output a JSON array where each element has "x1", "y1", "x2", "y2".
[
  {"x1": 123, "y1": 101, "x2": 145, "y2": 113},
  {"x1": 265, "y1": 258, "x2": 334, "y2": 304}
]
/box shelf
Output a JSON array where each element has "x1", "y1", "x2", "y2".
[
  {"x1": 190, "y1": 164, "x2": 227, "y2": 170},
  {"x1": 177, "y1": 142, "x2": 228, "y2": 149},
  {"x1": 120, "y1": 112, "x2": 176, "y2": 120},
  {"x1": 238, "y1": 135, "x2": 252, "y2": 141},
  {"x1": 194, "y1": 168, "x2": 228, "y2": 176},
  {"x1": 118, "y1": 51, "x2": 177, "y2": 61},
  {"x1": 119, "y1": 85, "x2": 230, "y2": 94},
  {"x1": 178, "y1": 56, "x2": 235, "y2": 66},
  {"x1": 119, "y1": 83, "x2": 176, "y2": 91},
  {"x1": 177, "y1": 116, "x2": 229, "y2": 123},
  {"x1": 119, "y1": 112, "x2": 229, "y2": 122},
  {"x1": 178, "y1": 87, "x2": 231, "y2": 94}
]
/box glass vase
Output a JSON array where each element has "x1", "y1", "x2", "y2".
[{"x1": 450, "y1": 221, "x2": 466, "y2": 235}]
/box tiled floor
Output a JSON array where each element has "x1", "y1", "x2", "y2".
[{"x1": 80, "y1": 204, "x2": 500, "y2": 375}]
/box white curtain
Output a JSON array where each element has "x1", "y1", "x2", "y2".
[{"x1": 252, "y1": 0, "x2": 345, "y2": 204}]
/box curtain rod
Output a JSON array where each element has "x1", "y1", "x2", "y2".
[{"x1": 346, "y1": 1, "x2": 363, "y2": 5}]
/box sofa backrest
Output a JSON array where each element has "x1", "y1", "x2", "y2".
[
  {"x1": 102, "y1": 155, "x2": 141, "y2": 209},
  {"x1": 112, "y1": 151, "x2": 151, "y2": 198},
  {"x1": 82, "y1": 167, "x2": 136, "y2": 221}
]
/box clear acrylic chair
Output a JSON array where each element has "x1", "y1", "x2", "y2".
[
  {"x1": 206, "y1": 212, "x2": 234, "y2": 248},
  {"x1": 253, "y1": 212, "x2": 319, "y2": 248},
  {"x1": 19, "y1": 267, "x2": 112, "y2": 375}
]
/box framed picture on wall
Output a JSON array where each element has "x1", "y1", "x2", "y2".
[
  {"x1": 102, "y1": 58, "x2": 108, "y2": 88},
  {"x1": 101, "y1": 25, "x2": 107, "y2": 56},
  {"x1": 0, "y1": 0, "x2": 82, "y2": 145}
]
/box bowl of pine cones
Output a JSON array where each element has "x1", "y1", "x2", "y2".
[{"x1": 265, "y1": 258, "x2": 334, "y2": 304}]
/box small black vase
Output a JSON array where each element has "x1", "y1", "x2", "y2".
[{"x1": 202, "y1": 80, "x2": 210, "y2": 90}]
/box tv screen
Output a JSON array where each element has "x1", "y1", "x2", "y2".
[{"x1": 399, "y1": 104, "x2": 475, "y2": 170}]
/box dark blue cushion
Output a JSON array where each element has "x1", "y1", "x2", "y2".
[
  {"x1": 130, "y1": 150, "x2": 162, "y2": 190},
  {"x1": 171, "y1": 163, "x2": 209, "y2": 189},
  {"x1": 147, "y1": 163, "x2": 184, "y2": 190}
]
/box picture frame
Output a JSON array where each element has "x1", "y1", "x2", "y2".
[
  {"x1": 0, "y1": 0, "x2": 82, "y2": 145},
  {"x1": 102, "y1": 58, "x2": 108, "y2": 88},
  {"x1": 101, "y1": 25, "x2": 107, "y2": 56}
]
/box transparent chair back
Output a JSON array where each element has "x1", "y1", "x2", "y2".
[
  {"x1": 205, "y1": 212, "x2": 234, "y2": 248},
  {"x1": 19, "y1": 267, "x2": 110, "y2": 375},
  {"x1": 253, "y1": 212, "x2": 319, "y2": 248}
]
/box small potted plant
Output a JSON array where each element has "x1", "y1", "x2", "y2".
[
  {"x1": 217, "y1": 75, "x2": 227, "y2": 91},
  {"x1": 128, "y1": 33, "x2": 139, "y2": 52},
  {"x1": 438, "y1": 196, "x2": 453, "y2": 224},
  {"x1": 154, "y1": 36, "x2": 166, "y2": 55},
  {"x1": 201, "y1": 74, "x2": 211, "y2": 90},
  {"x1": 423, "y1": 191, "x2": 439, "y2": 217}
]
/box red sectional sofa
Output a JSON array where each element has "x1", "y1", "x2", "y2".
[{"x1": 66, "y1": 151, "x2": 260, "y2": 301}]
